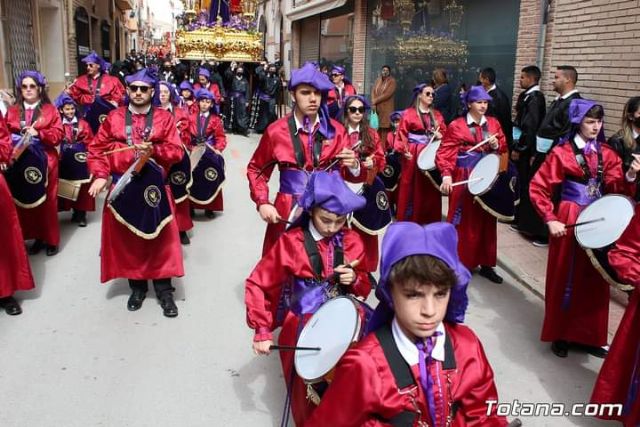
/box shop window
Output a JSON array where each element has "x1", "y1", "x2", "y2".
[{"x1": 74, "y1": 7, "x2": 91, "y2": 76}]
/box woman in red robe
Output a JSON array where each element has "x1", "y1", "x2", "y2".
[
  {"x1": 6, "y1": 71, "x2": 64, "y2": 256},
  {"x1": 0, "y1": 114, "x2": 35, "y2": 315},
  {"x1": 189, "y1": 88, "x2": 227, "y2": 218},
  {"x1": 55, "y1": 93, "x2": 95, "y2": 227},
  {"x1": 530, "y1": 99, "x2": 634, "y2": 358},
  {"x1": 342, "y1": 95, "x2": 386, "y2": 272},
  {"x1": 246, "y1": 171, "x2": 371, "y2": 426},
  {"x1": 436, "y1": 85, "x2": 507, "y2": 283},
  {"x1": 87, "y1": 69, "x2": 184, "y2": 318},
  {"x1": 590, "y1": 194, "x2": 640, "y2": 425},
  {"x1": 396, "y1": 83, "x2": 447, "y2": 225}
]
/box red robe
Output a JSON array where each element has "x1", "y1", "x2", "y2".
[
  {"x1": 58, "y1": 118, "x2": 96, "y2": 212},
  {"x1": 88, "y1": 107, "x2": 184, "y2": 283},
  {"x1": 247, "y1": 115, "x2": 365, "y2": 255},
  {"x1": 67, "y1": 73, "x2": 125, "y2": 107},
  {"x1": 396, "y1": 107, "x2": 447, "y2": 225},
  {"x1": 436, "y1": 116, "x2": 507, "y2": 270},
  {"x1": 307, "y1": 322, "x2": 508, "y2": 427},
  {"x1": 245, "y1": 226, "x2": 372, "y2": 426},
  {"x1": 169, "y1": 106, "x2": 193, "y2": 233},
  {"x1": 6, "y1": 103, "x2": 64, "y2": 246},
  {"x1": 327, "y1": 83, "x2": 357, "y2": 111},
  {"x1": 349, "y1": 126, "x2": 386, "y2": 272},
  {"x1": 188, "y1": 111, "x2": 227, "y2": 211},
  {"x1": 529, "y1": 142, "x2": 630, "y2": 346},
  {"x1": 591, "y1": 205, "x2": 640, "y2": 426},
  {"x1": 0, "y1": 116, "x2": 35, "y2": 297},
  {"x1": 193, "y1": 82, "x2": 222, "y2": 104}
]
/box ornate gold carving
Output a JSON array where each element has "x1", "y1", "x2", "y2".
[{"x1": 175, "y1": 26, "x2": 263, "y2": 62}]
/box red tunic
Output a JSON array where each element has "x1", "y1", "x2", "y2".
[
  {"x1": 6, "y1": 103, "x2": 64, "y2": 246},
  {"x1": 396, "y1": 107, "x2": 447, "y2": 225},
  {"x1": 87, "y1": 107, "x2": 184, "y2": 283},
  {"x1": 188, "y1": 111, "x2": 227, "y2": 211},
  {"x1": 591, "y1": 205, "x2": 640, "y2": 425},
  {"x1": 436, "y1": 116, "x2": 507, "y2": 270},
  {"x1": 350, "y1": 126, "x2": 386, "y2": 272},
  {"x1": 193, "y1": 82, "x2": 222, "y2": 104},
  {"x1": 327, "y1": 83, "x2": 357, "y2": 110},
  {"x1": 67, "y1": 73, "x2": 125, "y2": 107},
  {"x1": 59, "y1": 118, "x2": 96, "y2": 212},
  {"x1": 529, "y1": 142, "x2": 630, "y2": 346},
  {"x1": 169, "y1": 106, "x2": 194, "y2": 232},
  {"x1": 245, "y1": 226, "x2": 371, "y2": 426},
  {"x1": 307, "y1": 323, "x2": 508, "y2": 427},
  {"x1": 247, "y1": 115, "x2": 364, "y2": 255},
  {"x1": 0, "y1": 116, "x2": 35, "y2": 297}
]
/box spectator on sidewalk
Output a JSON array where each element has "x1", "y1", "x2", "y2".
[
  {"x1": 371, "y1": 65, "x2": 397, "y2": 143},
  {"x1": 606, "y1": 96, "x2": 640, "y2": 201},
  {"x1": 479, "y1": 67, "x2": 513, "y2": 149},
  {"x1": 432, "y1": 67, "x2": 453, "y2": 123},
  {"x1": 511, "y1": 65, "x2": 547, "y2": 245}
]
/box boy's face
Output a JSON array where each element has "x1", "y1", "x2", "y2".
[
  {"x1": 311, "y1": 207, "x2": 347, "y2": 238},
  {"x1": 390, "y1": 280, "x2": 450, "y2": 341},
  {"x1": 61, "y1": 104, "x2": 76, "y2": 119}
]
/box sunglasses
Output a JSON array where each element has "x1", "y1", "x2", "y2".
[
  {"x1": 128, "y1": 85, "x2": 151, "y2": 93},
  {"x1": 423, "y1": 92, "x2": 435, "y2": 97},
  {"x1": 331, "y1": 73, "x2": 342, "y2": 77},
  {"x1": 21, "y1": 84, "x2": 37, "y2": 90},
  {"x1": 348, "y1": 106, "x2": 365, "y2": 114}
]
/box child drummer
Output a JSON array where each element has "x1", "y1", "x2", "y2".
[
  {"x1": 307, "y1": 221, "x2": 509, "y2": 426},
  {"x1": 245, "y1": 170, "x2": 372, "y2": 426}
]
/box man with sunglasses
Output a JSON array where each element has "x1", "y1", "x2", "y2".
[
  {"x1": 67, "y1": 51, "x2": 125, "y2": 111},
  {"x1": 87, "y1": 68, "x2": 185, "y2": 318},
  {"x1": 327, "y1": 66, "x2": 356, "y2": 120}
]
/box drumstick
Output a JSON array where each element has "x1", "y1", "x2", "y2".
[
  {"x1": 324, "y1": 140, "x2": 363, "y2": 171},
  {"x1": 269, "y1": 345, "x2": 321, "y2": 351},
  {"x1": 278, "y1": 218, "x2": 294, "y2": 225},
  {"x1": 102, "y1": 146, "x2": 137, "y2": 156},
  {"x1": 565, "y1": 217, "x2": 605, "y2": 229},
  {"x1": 427, "y1": 126, "x2": 440, "y2": 146},
  {"x1": 451, "y1": 177, "x2": 483, "y2": 187},
  {"x1": 466, "y1": 134, "x2": 497, "y2": 153}
]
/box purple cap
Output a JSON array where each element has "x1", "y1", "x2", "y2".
[
  {"x1": 569, "y1": 99, "x2": 602, "y2": 125},
  {"x1": 81, "y1": 51, "x2": 111, "y2": 72},
  {"x1": 153, "y1": 81, "x2": 179, "y2": 106},
  {"x1": 367, "y1": 222, "x2": 472, "y2": 332},
  {"x1": 54, "y1": 93, "x2": 76, "y2": 109},
  {"x1": 16, "y1": 70, "x2": 47, "y2": 88},
  {"x1": 288, "y1": 63, "x2": 334, "y2": 92},
  {"x1": 344, "y1": 95, "x2": 371, "y2": 111},
  {"x1": 179, "y1": 81, "x2": 194, "y2": 94},
  {"x1": 195, "y1": 88, "x2": 215, "y2": 101},
  {"x1": 198, "y1": 68, "x2": 211, "y2": 79},
  {"x1": 390, "y1": 110, "x2": 404, "y2": 122},
  {"x1": 331, "y1": 65, "x2": 346, "y2": 75},
  {"x1": 125, "y1": 68, "x2": 158, "y2": 87},
  {"x1": 298, "y1": 171, "x2": 366, "y2": 216},
  {"x1": 463, "y1": 85, "x2": 493, "y2": 104}
]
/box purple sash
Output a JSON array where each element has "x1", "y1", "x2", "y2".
[
  {"x1": 256, "y1": 89, "x2": 272, "y2": 102},
  {"x1": 560, "y1": 180, "x2": 599, "y2": 207},
  {"x1": 289, "y1": 278, "x2": 334, "y2": 316},
  {"x1": 279, "y1": 169, "x2": 309, "y2": 196},
  {"x1": 408, "y1": 132, "x2": 428, "y2": 144},
  {"x1": 455, "y1": 151, "x2": 482, "y2": 169}
]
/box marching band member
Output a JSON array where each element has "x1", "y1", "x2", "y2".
[
  {"x1": 383, "y1": 110, "x2": 404, "y2": 211},
  {"x1": 607, "y1": 96, "x2": 640, "y2": 201},
  {"x1": 246, "y1": 170, "x2": 371, "y2": 426},
  {"x1": 327, "y1": 65, "x2": 356, "y2": 120},
  {"x1": 179, "y1": 81, "x2": 199, "y2": 116},
  {"x1": 67, "y1": 51, "x2": 125, "y2": 109},
  {"x1": 307, "y1": 222, "x2": 508, "y2": 426},
  {"x1": 436, "y1": 85, "x2": 507, "y2": 283},
  {"x1": 342, "y1": 95, "x2": 385, "y2": 272},
  {"x1": 189, "y1": 88, "x2": 227, "y2": 219},
  {"x1": 0, "y1": 115, "x2": 35, "y2": 315},
  {"x1": 591, "y1": 202, "x2": 640, "y2": 426},
  {"x1": 396, "y1": 83, "x2": 447, "y2": 225},
  {"x1": 155, "y1": 81, "x2": 194, "y2": 245},
  {"x1": 530, "y1": 99, "x2": 637, "y2": 358},
  {"x1": 6, "y1": 70, "x2": 64, "y2": 256},
  {"x1": 193, "y1": 67, "x2": 222, "y2": 109},
  {"x1": 55, "y1": 93, "x2": 95, "y2": 227},
  {"x1": 247, "y1": 62, "x2": 362, "y2": 255},
  {"x1": 87, "y1": 68, "x2": 184, "y2": 318}
]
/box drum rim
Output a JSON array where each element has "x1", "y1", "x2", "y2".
[
  {"x1": 574, "y1": 194, "x2": 635, "y2": 249},
  {"x1": 416, "y1": 139, "x2": 441, "y2": 172},
  {"x1": 585, "y1": 248, "x2": 635, "y2": 291},
  {"x1": 468, "y1": 153, "x2": 500, "y2": 196},
  {"x1": 294, "y1": 296, "x2": 361, "y2": 382}
]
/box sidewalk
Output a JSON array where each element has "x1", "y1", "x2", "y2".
[{"x1": 496, "y1": 221, "x2": 629, "y2": 340}]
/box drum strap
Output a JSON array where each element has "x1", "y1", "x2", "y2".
[
  {"x1": 62, "y1": 121, "x2": 80, "y2": 145},
  {"x1": 302, "y1": 227, "x2": 344, "y2": 280},
  {"x1": 417, "y1": 108, "x2": 437, "y2": 134},
  {"x1": 197, "y1": 113, "x2": 212, "y2": 139},
  {"x1": 287, "y1": 115, "x2": 322, "y2": 169},
  {"x1": 88, "y1": 74, "x2": 104, "y2": 97},
  {"x1": 20, "y1": 104, "x2": 41, "y2": 127},
  {"x1": 569, "y1": 138, "x2": 603, "y2": 184},
  {"x1": 125, "y1": 108, "x2": 155, "y2": 146},
  {"x1": 467, "y1": 121, "x2": 490, "y2": 144}
]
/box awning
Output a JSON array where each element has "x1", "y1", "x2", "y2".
[{"x1": 286, "y1": 0, "x2": 348, "y2": 21}]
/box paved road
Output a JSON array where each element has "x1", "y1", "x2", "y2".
[{"x1": 0, "y1": 133, "x2": 615, "y2": 426}]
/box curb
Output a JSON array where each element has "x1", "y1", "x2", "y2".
[{"x1": 497, "y1": 254, "x2": 545, "y2": 301}]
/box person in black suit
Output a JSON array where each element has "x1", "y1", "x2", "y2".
[
  {"x1": 511, "y1": 65, "x2": 547, "y2": 241},
  {"x1": 479, "y1": 67, "x2": 513, "y2": 148}
]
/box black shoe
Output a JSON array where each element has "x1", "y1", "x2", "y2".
[
  {"x1": 77, "y1": 211, "x2": 87, "y2": 227},
  {"x1": 478, "y1": 266, "x2": 503, "y2": 284},
  {"x1": 45, "y1": 245, "x2": 59, "y2": 256},
  {"x1": 70, "y1": 211, "x2": 79, "y2": 223},
  {"x1": 0, "y1": 296, "x2": 22, "y2": 315},
  {"x1": 573, "y1": 343, "x2": 609, "y2": 358},
  {"x1": 190, "y1": 208, "x2": 196, "y2": 218},
  {"x1": 159, "y1": 294, "x2": 178, "y2": 318},
  {"x1": 205, "y1": 210, "x2": 215, "y2": 219},
  {"x1": 127, "y1": 290, "x2": 146, "y2": 311},
  {"x1": 28, "y1": 240, "x2": 45, "y2": 255},
  {"x1": 180, "y1": 231, "x2": 191, "y2": 245},
  {"x1": 551, "y1": 340, "x2": 569, "y2": 358}
]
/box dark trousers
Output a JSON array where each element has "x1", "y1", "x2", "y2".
[
  {"x1": 254, "y1": 99, "x2": 277, "y2": 133},
  {"x1": 128, "y1": 278, "x2": 174, "y2": 297},
  {"x1": 515, "y1": 152, "x2": 548, "y2": 239}
]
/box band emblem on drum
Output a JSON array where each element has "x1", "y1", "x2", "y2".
[
  {"x1": 205, "y1": 167, "x2": 219, "y2": 182},
  {"x1": 143, "y1": 185, "x2": 162, "y2": 208},
  {"x1": 24, "y1": 167, "x2": 44, "y2": 185},
  {"x1": 98, "y1": 114, "x2": 108, "y2": 124},
  {"x1": 382, "y1": 164, "x2": 394, "y2": 178},
  {"x1": 74, "y1": 152, "x2": 88, "y2": 163},
  {"x1": 170, "y1": 171, "x2": 188, "y2": 186},
  {"x1": 376, "y1": 191, "x2": 389, "y2": 211}
]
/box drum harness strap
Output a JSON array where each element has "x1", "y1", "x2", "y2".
[
  {"x1": 124, "y1": 108, "x2": 154, "y2": 147},
  {"x1": 374, "y1": 324, "x2": 459, "y2": 427},
  {"x1": 417, "y1": 108, "x2": 437, "y2": 137},
  {"x1": 20, "y1": 104, "x2": 42, "y2": 128},
  {"x1": 196, "y1": 112, "x2": 213, "y2": 143},
  {"x1": 88, "y1": 74, "x2": 104, "y2": 98},
  {"x1": 567, "y1": 138, "x2": 603, "y2": 187},
  {"x1": 287, "y1": 115, "x2": 323, "y2": 170}
]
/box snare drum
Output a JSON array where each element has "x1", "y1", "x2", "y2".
[
  {"x1": 416, "y1": 140, "x2": 442, "y2": 190},
  {"x1": 468, "y1": 153, "x2": 519, "y2": 222}
]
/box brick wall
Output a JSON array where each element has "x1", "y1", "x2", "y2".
[
  {"x1": 513, "y1": 0, "x2": 640, "y2": 134},
  {"x1": 351, "y1": 0, "x2": 367, "y2": 91}
]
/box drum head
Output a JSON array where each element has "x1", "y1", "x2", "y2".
[
  {"x1": 575, "y1": 195, "x2": 635, "y2": 249},
  {"x1": 468, "y1": 154, "x2": 499, "y2": 195},
  {"x1": 416, "y1": 140, "x2": 440, "y2": 171},
  {"x1": 295, "y1": 297, "x2": 359, "y2": 382}
]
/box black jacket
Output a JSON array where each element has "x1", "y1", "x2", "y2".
[
  {"x1": 513, "y1": 88, "x2": 546, "y2": 156},
  {"x1": 537, "y1": 91, "x2": 582, "y2": 145},
  {"x1": 487, "y1": 86, "x2": 513, "y2": 148}
]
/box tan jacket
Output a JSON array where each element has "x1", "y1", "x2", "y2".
[{"x1": 371, "y1": 76, "x2": 397, "y2": 128}]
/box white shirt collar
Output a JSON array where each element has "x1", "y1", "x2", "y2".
[
  {"x1": 23, "y1": 101, "x2": 40, "y2": 110},
  {"x1": 63, "y1": 116, "x2": 78, "y2": 125},
  {"x1": 391, "y1": 317, "x2": 446, "y2": 366},
  {"x1": 293, "y1": 112, "x2": 320, "y2": 135},
  {"x1": 308, "y1": 220, "x2": 324, "y2": 242},
  {"x1": 574, "y1": 133, "x2": 587, "y2": 149},
  {"x1": 466, "y1": 113, "x2": 487, "y2": 126},
  {"x1": 200, "y1": 111, "x2": 210, "y2": 118},
  {"x1": 347, "y1": 124, "x2": 360, "y2": 134},
  {"x1": 557, "y1": 89, "x2": 579, "y2": 100},
  {"x1": 128, "y1": 105, "x2": 152, "y2": 115},
  {"x1": 525, "y1": 85, "x2": 540, "y2": 95},
  {"x1": 488, "y1": 84, "x2": 497, "y2": 92}
]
